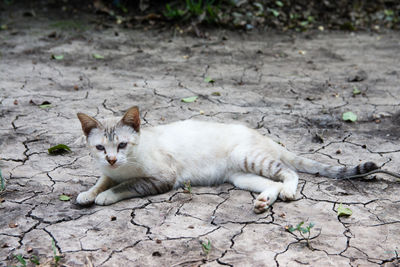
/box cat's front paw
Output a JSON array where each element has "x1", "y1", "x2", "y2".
[
  {"x1": 76, "y1": 191, "x2": 96, "y2": 206},
  {"x1": 95, "y1": 191, "x2": 119, "y2": 205}
]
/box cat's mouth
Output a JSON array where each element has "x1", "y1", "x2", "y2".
[{"x1": 108, "y1": 164, "x2": 119, "y2": 169}]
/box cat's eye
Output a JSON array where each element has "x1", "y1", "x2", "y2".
[
  {"x1": 96, "y1": 145, "x2": 105, "y2": 151},
  {"x1": 118, "y1": 142, "x2": 127, "y2": 149}
]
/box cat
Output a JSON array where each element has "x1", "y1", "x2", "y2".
[{"x1": 76, "y1": 106, "x2": 378, "y2": 213}]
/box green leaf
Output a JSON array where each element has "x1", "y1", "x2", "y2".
[
  {"x1": 30, "y1": 255, "x2": 40, "y2": 265},
  {"x1": 39, "y1": 104, "x2": 52, "y2": 109},
  {"x1": 181, "y1": 96, "x2": 198, "y2": 103},
  {"x1": 59, "y1": 194, "x2": 71, "y2": 201},
  {"x1": 342, "y1": 111, "x2": 357, "y2": 122},
  {"x1": 352, "y1": 87, "x2": 361, "y2": 95},
  {"x1": 269, "y1": 8, "x2": 279, "y2": 17},
  {"x1": 93, "y1": 53, "x2": 104, "y2": 59},
  {"x1": 275, "y1": 1, "x2": 284, "y2": 7},
  {"x1": 211, "y1": 92, "x2": 221, "y2": 96},
  {"x1": 337, "y1": 203, "x2": 353, "y2": 217},
  {"x1": 48, "y1": 144, "x2": 71, "y2": 155},
  {"x1": 15, "y1": 254, "x2": 27, "y2": 266},
  {"x1": 204, "y1": 77, "x2": 214, "y2": 83},
  {"x1": 288, "y1": 227, "x2": 295, "y2": 232},
  {"x1": 51, "y1": 54, "x2": 64, "y2": 60}
]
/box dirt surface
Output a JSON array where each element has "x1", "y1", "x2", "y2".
[{"x1": 1, "y1": 7, "x2": 400, "y2": 267}]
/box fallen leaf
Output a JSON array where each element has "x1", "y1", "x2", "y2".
[
  {"x1": 39, "y1": 104, "x2": 52, "y2": 109},
  {"x1": 352, "y1": 87, "x2": 361, "y2": 95},
  {"x1": 59, "y1": 194, "x2": 71, "y2": 201},
  {"x1": 51, "y1": 54, "x2": 64, "y2": 60},
  {"x1": 337, "y1": 203, "x2": 352, "y2": 217},
  {"x1": 93, "y1": 53, "x2": 104, "y2": 59},
  {"x1": 181, "y1": 96, "x2": 198, "y2": 103},
  {"x1": 342, "y1": 111, "x2": 357, "y2": 122},
  {"x1": 204, "y1": 77, "x2": 214, "y2": 83},
  {"x1": 39, "y1": 101, "x2": 52, "y2": 109},
  {"x1": 48, "y1": 144, "x2": 71, "y2": 155}
]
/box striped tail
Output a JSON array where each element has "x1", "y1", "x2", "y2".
[{"x1": 281, "y1": 150, "x2": 378, "y2": 179}]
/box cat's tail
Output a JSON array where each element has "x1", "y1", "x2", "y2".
[{"x1": 281, "y1": 150, "x2": 379, "y2": 179}]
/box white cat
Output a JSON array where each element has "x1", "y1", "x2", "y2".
[{"x1": 76, "y1": 106, "x2": 377, "y2": 213}]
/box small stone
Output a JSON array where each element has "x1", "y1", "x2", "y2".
[
  {"x1": 26, "y1": 247, "x2": 33, "y2": 253},
  {"x1": 188, "y1": 225, "x2": 194, "y2": 229},
  {"x1": 336, "y1": 150, "x2": 341, "y2": 154},
  {"x1": 1, "y1": 243, "x2": 9, "y2": 248},
  {"x1": 156, "y1": 239, "x2": 162, "y2": 244},
  {"x1": 152, "y1": 251, "x2": 162, "y2": 257},
  {"x1": 73, "y1": 85, "x2": 79, "y2": 91},
  {"x1": 13, "y1": 100, "x2": 18, "y2": 105},
  {"x1": 8, "y1": 222, "x2": 18, "y2": 228},
  {"x1": 279, "y1": 213, "x2": 285, "y2": 218},
  {"x1": 0, "y1": 198, "x2": 4, "y2": 203},
  {"x1": 101, "y1": 246, "x2": 108, "y2": 252},
  {"x1": 110, "y1": 216, "x2": 117, "y2": 221},
  {"x1": 361, "y1": 145, "x2": 367, "y2": 149}
]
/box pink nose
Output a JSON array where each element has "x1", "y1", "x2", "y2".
[{"x1": 106, "y1": 156, "x2": 117, "y2": 165}]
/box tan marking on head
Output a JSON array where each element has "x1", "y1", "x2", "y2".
[
  {"x1": 77, "y1": 113, "x2": 102, "y2": 137},
  {"x1": 120, "y1": 106, "x2": 140, "y2": 132}
]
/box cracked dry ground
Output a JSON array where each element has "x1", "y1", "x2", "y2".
[{"x1": 1, "y1": 13, "x2": 400, "y2": 267}]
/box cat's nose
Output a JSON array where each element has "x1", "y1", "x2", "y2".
[{"x1": 106, "y1": 156, "x2": 117, "y2": 166}]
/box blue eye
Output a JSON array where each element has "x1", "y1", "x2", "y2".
[
  {"x1": 118, "y1": 142, "x2": 127, "y2": 149},
  {"x1": 96, "y1": 145, "x2": 105, "y2": 151}
]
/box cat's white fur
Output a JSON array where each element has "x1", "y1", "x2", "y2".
[{"x1": 76, "y1": 107, "x2": 377, "y2": 213}]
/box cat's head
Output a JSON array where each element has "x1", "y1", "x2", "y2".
[{"x1": 77, "y1": 106, "x2": 140, "y2": 169}]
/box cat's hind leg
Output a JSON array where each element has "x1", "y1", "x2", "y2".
[
  {"x1": 234, "y1": 152, "x2": 299, "y2": 201},
  {"x1": 228, "y1": 173, "x2": 283, "y2": 213}
]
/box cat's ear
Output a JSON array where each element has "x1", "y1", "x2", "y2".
[
  {"x1": 120, "y1": 106, "x2": 140, "y2": 132},
  {"x1": 77, "y1": 113, "x2": 102, "y2": 137}
]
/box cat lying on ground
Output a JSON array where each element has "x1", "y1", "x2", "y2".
[{"x1": 76, "y1": 106, "x2": 378, "y2": 213}]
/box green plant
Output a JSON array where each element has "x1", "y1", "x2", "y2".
[
  {"x1": 30, "y1": 255, "x2": 40, "y2": 265},
  {"x1": 0, "y1": 169, "x2": 5, "y2": 192},
  {"x1": 183, "y1": 180, "x2": 192, "y2": 194},
  {"x1": 164, "y1": 3, "x2": 186, "y2": 20},
  {"x1": 163, "y1": 0, "x2": 219, "y2": 24},
  {"x1": 14, "y1": 254, "x2": 26, "y2": 267},
  {"x1": 202, "y1": 239, "x2": 212, "y2": 255},
  {"x1": 52, "y1": 239, "x2": 61, "y2": 266},
  {"x1": 287, "y1": 221, "x2": 318, "y2": 249}
]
